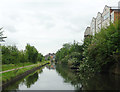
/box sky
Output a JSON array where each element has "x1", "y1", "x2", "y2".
[{"x1": 0, "y1": 0, "x2": 119, "y2": 55}]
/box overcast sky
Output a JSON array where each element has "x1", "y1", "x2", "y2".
[{"x1": 0, "y1": 0, "x2": 119, "y2": 55}]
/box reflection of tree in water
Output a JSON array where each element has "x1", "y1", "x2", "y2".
[
  {"x1": 2, "y1": 68, "x2": 43, "y2": 91},
  {"x1": 24, "y1": 68, "x2": 43, "y2": 88},
  {"x1": 25, "y1": 72, "x2": 39, "y2": 88},
  {"x1": 56, "y1": 64, "x2": 120, "y2": 90},
  {"x1": 2, "y1": 78, "x2": 25, "y2": 91},
  {"x1": 37, "y1": 68, "x2": 43, "y2": 74},
  {"x1": 56, "y1": 64, "x2": 83, "y2": 90},
  {"x1": 24, "y1": 69, "x2": 43, "y2": 88},
  {"x1": 81, "y1": 74, "x2": 120, "y2": 90}
]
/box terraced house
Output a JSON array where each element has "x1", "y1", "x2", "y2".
[
  {"x1": 84, "y1": 2, "x2": 120, "y2": 38},
  {"x1": 102, "y1": 5, "x2": 111, "y2": 28},
  {"x1": 96, "y1": 12, "x2": 102, "y2": 33},
  {"x1": 84, "y1": 27, "x2": 91, "y2": 37},
  {"x1": 90, "y1": 17, "x2": 96, "y2": 35}
]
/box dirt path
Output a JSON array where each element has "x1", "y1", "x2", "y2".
[{"x1": 0, "y1": 64, "x2": 36, "y2": 74}]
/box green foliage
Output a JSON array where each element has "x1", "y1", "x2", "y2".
[
  {"x1": 25, "y1": 44, "x2": 38, "y2": 63},
  {"x1": 2, "y1": 63, "x2": 33, "y2": 71},
  {"x1": 19, "y1": 50, "x2": 27, "y2": 63},
  {"x1": 37, "y1": 53, "x2": 44, "y2": 62},
  {"x1": 2, "y1": 63, "x2": 40, "y2": 83},
  {"x1": 0, "y1": 28, "x2": 6, "y2": 42},
  {"x1": 55, "y1": 41, "x2": 83, "y2": 67},
  {"x1": 47, "y1": 56, "x2": 50, "y2": 60},
  {"x1": 2, "y1": 46, "x2": 20, "y2": 64},
  {"x1": 80, "y1": 21, "x2": 120, "y2": 73},
  {"x1": 25, "y1": 72, "x2": 38, "y2": 88},
  {"x1": 2, "y1": 44, "x2": 44, "y2": 64},
  {"x1": 56, "y1": 21, "x2": 120, "y2": 74}
]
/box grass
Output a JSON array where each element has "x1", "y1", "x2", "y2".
[
  {"x1": 2, "y1": 62, "x2": 33, "y2": 71},
  {"x1": 2, "y1": 65, "x2": 36, "y2": 83},
  {"x1": 1, "y1": 61, "x2": 50, "y2": 85}
]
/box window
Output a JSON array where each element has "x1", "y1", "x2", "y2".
[
  {"x1": 111, "y1": 12, "x2": 114, "y2": 23},
  {"x1": 103, "y1": 12, "x2": 110, "y2": 20}
]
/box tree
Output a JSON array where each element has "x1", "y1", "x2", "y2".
[
  {"x1": 2, "y1": 46, "x2": 20, "y2": 64},
  {"x1": 55, "y1": 41, "x2": 83, "y2": 67},
  {"x1": 37, "y1": 53, "x2": 44, "y2": 62},
  {"x1": 0, "y1": 28, "x2": 6, "y2": 42},
  {"x1": 19, "y1": 50, "x2": 27, "y2": 63},
  {"x1": 80, "y1": 21, "x2": 120, "y2": 73},
  {"x1": 25, "y1": 44, "x2": 38, "y2": 63}
]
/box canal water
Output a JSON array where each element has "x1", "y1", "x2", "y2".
[{"x1": 2, "y1": 63, "x2": 120, "y2": 91}]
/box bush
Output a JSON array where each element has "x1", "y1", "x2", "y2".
[{"x1": 81, "y1": 21, "x2": 120, "y2": 73}]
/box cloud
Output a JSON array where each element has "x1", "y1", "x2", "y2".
[{"x1": 0, "y1": 0, "x2": 119, "y2": 55}]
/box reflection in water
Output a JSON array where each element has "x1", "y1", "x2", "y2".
[
  {"x1": 56, "y1": 64, "x2": 82, "y2": 90},
  {"x1": 2, "y1": 68, "x2": 43, "y2": 91},
  {"x1": 82, "y1": 74, "x2": 120, "y2": 90},
  {"x1": 25, "y1": 72, "x2": 39, "y2": 88},
  {"x1": 24, "y1": 69, "x2": 43, "y2": 88},
  {"x1": 56, "y1": 64, "x2": 120, "y2": 90},
  {"x1": 2, "y1": 63, "x2": 120, "y2": 91},
  {"x1": 46, "y1": 63, "x2": 56, "y2": 69}
]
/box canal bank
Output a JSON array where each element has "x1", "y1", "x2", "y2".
[
  {"x1": 2, "y1": 62, "x2": 49, "y2": 89},
  {"x1": 2, "y1": 63, "x2": 120, "y2": 91}
]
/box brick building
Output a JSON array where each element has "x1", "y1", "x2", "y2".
[{"x1": 84, "y1": 2, "x2": 120, "y2": 38}]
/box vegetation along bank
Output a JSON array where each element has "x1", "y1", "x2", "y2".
[
  {"x1": 55, "y1": 21, "x2": 120, "y2": 75},
  {"x1": 1, "y1": 43, "x2": 50, "y2": 87}
]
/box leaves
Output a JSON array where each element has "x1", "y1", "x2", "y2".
[
  {"x1": 55, "y1": 41, "x2": 83, "y2": 67},
  {"x1": 81, "y1": 21, "x2": 120, "y2": 73},
  {"x1": 56, "y1": 21, "x2": 120, "y2": 73},
  {"x1": 2, "y1": 44, "x2": 44, "y2": 64}
]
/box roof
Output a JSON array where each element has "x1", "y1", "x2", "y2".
[{"x1": 96, "y1": 12, "x2": 102, "y2": 18}]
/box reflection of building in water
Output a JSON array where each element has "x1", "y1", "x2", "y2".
[{"x1": 46, "y1": 63, "x2": 56, "y2": 70}]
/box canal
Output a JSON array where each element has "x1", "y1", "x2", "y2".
[{"x1": 2, "y1": 63, "x2": 120, "y2": 91}]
